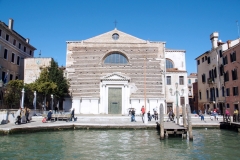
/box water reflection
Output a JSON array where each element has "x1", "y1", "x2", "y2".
[{"x1": 0, "y1": 129, "x2": 239, "y2": 159}]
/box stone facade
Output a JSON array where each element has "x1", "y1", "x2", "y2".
[{"x1": 24, "y1": 58, "x2": 52, "y2": 84}]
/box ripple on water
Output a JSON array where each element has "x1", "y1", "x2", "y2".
[{"x1": 0, "y1": 129, "x2": 240, "y2": 160}]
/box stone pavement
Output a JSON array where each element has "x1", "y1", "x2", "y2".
[{"x1": 0, "y1": 114, "x2": 221, "y2": 135}]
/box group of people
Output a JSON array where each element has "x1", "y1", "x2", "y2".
[
  {"x1": 15, "y1": 107, "x2": 31, "y2": 125},
  {"x1": 139, "y1": 106, "x2": 159, "y2": 123}
]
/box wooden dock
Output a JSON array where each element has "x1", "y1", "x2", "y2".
[{"x1": 157, "y1": 122, "x2": 187, "y2": 138}]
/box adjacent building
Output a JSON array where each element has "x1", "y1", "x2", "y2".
[
  {"x1": 187, "y1": 73, "x2": 198, "y2": 112},
  {"x1": 196, "y1": 32, "x2": 240, "y2": 115}
]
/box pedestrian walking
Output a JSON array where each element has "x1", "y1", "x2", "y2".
[
  {"x1": 147, "y1": 111, "x2": 152, "y2": 121},
  {"x1": 131, "y1": 109, "x2": 136, "y2": 122}
]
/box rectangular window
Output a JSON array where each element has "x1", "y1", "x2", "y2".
[
  {"x1": 227, "y1": 103, "x2": 230, "y2": 108},
  {"x1": 188, "y1": 79, "x2": 191, "y2": 84},
  {"x1": 199, "y1": 91, "x2": 202, "y2": 100},
  {"x1": 15, "y1": 76, "x2": 18, "y2": 80},
  {"x1": 18, "y1": 43, "x2": 21, "y2": 49},
  {"x1": 10, "y1": 74, "x2": 13, "y2": 80},
  {"x1": 11, "y1": 53, "x2": 15, "y2": 63},
  {"x1": 219, "y1": 50, "x2": 222, "y2": 58},
  {"x1": 202, "y1": 57, "x2": 204, "y2": 62},
  {"x1": 179, "y1": 76, "x2": 184, "y2": 85},
  {"x1": 166, "y1": 76, "x2": 171, "y2": 85},
  {"x1": 230, "y1": 51, "x2": 236, "y2": 62},
  {"x1": 220, "y1": 65, "x2": 224, "y2": 76},
  {"x1": 4, "y1": 49, "x2": 8, "y2": 59},
  {"x1": 208, "y1": 57, "x2": 211, "y2": 64},
  {"x1": 223, "y1": 56, "x2": 228, "y2": 65},
  {"x1": 205, "y1": 56, "x2": 207, "y2": 60},
  {"x1": 2, "y1": 71, "x2": 5, "y2": 81},
  {"x1": 202, "y1": 74, "x2": 206, "y2": 83},
  {"x1": 6, "y1": 34, "x2": 9, "y2": 41},
  {"x1": 216, "y1": 88, "x2": 219, "y2": 97},
  {"x1": 226, "y1": 88, "x2": 230, "y2": 96},
  {"x1": 13, "y1": 39, "x2": 16, "y2": 45},
  {"x1": 232, "y1": 69, "x2": 238, "y2": 80},
  {"x1": 197, "y1": 60, "x2": 200, "y2": 65},
  {"x1": 233, "y1": 87, "x2": 238, "y2": 96},
  {"x1": 206, "y1": 90, "x2": 209, "y2": 99},
  {"x1": 0, "y1": 29, "x2": 2, "y2": 36},
  {"x1": 17, "y1": 56, "x2": 20, "y2": 65},
  {"x1": 222, "y1": 87, "x2": 225, "y2": 97},
  {"x1": 30, "y1": 50, "x2": 32, "y2": 56},
  {"x1": 24, "y1": 46, "x2": 26, "y2": 52},
  {"x1": 224, "y1": 71, "x2": 229, "y2": 82}
]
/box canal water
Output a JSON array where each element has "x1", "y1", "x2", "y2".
[{"x1": 0, "y1": 129, "x2": 239, "y2": 160}]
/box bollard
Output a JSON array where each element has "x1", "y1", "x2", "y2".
[
  {"x1": 186, "y1": 104, "x2": 193, "y2": 141},
  {"x1": 160, "y1": 103, "x2": 164, "y2": 140},
  {"x1": 182, "y1": 104, "x2": 187, "y2": 128}
]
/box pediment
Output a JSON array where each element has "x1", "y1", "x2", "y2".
[
  {"x1": 84, "y1": 29, "x2": 146, "y2": 44},
  {"x1": 101, "y1": 72, "x2": 130, "y2": 81}
]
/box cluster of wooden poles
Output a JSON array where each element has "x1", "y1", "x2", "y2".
[{"x1": 159, "y1": 104, "x2": 193, "y2": 141}]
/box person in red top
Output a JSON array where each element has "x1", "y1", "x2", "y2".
[{"x1": 141, "y1": 106, "x2": 145, "y2": 123}]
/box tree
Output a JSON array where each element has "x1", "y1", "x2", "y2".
[{"x1": 3, "y1": 80, "x2": 24, "y2": 108}]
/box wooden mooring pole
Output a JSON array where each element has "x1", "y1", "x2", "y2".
[
  {"x1": 186, "y1": 104, "x2": 193, "y2": 141},
  {"x1": 160, "y1": 103, "x2": 164, "y2": 140}
]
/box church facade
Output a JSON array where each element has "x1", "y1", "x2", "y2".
[{"x1": 65, "y1": 29, "x2": 187, "y2": 115}]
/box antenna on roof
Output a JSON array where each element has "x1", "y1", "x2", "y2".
[
  {"x1": 39, "y1": 50, "x2": 41, "y2": 57},
  {"x1": 237, "y1": 21, "x2": 240, "y2": 40}
]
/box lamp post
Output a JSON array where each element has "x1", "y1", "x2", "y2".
[
  {"x1": 51, "y1": 94, "x2": 53, "y2": 111},
  {"x1": 33, "y1": 91, "x2": 37, "y2": 115},
  {"x1": 169, "y1": 82, "x2": 184, "y2": 124},
  {"x1": 21, "y1": 88, "x2": 25, "y2": 109}
]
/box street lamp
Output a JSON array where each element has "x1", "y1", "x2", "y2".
[
  {"x1": 51, "y1": 94, "x2": 53, "y2": 111},
  {"x1": 169, "y1": 82, "x2": 184, "y2": 124}
]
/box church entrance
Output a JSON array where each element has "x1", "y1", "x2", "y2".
[{"x1": 108, "y1": 88, "x2": 122, "y2": 114}]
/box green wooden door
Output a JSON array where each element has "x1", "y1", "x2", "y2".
[{"x1": 108, "y1": 88, "x2": 122, "y2": 114}]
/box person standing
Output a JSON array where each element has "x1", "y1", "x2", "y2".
[
  {"x1": 71, "y1": 108, "x2": 75, "y2": 121},
  {"x1": 147, "y1": 111, "x2": 151, "y2": 121},
  {"x1": 154, "y1": 109, "x2": 158, "y2": 121},
  {"x1": 131, "y1": 109, "x2": 136, "y2": 122},
  {"x1": 25, "y1": 108, "x2": 30, "y2": 123},
  {"x1": 141, "y1": 106, "x2": 145, "y2": 123},
  {"x1": 47, "y1": 110, "x2": 53, "y2": 121}
]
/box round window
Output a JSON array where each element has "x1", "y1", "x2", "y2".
[{"x1": 112, "y1": 33, "x2": 119, "y2": 40}]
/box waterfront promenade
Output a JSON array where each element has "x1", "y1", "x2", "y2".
[{"x1": 0, "y1": 114, "x2": 221, "y2": 135}]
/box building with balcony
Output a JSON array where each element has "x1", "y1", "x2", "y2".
[
  {"x1": 222, "y1": 40, "x2": 240, "y2": 115},
  {"x1": 196, "y1": 32, "x2": 239, "y2": 115}
]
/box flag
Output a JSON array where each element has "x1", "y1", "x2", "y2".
[{"x1": 3, "y1": 72, "x2": 8, "y2": 84}]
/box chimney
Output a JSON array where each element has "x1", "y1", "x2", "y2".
[
  {"x1": 26, "y1": 38, "x2": 30, "y2": 43},
  {"x1": 227, "y1": 40, "x2": 231, "y2": 49},
  {"x1": 8, "y1": 18, "x2": 14, "y2": 30},
  {"x1": 210, "y1": 32, "x2": 219, "y2": 49}
]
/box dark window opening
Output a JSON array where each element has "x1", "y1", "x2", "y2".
[
  {"x1": 207, "y1": 57, "x2": 211, "y2": 64},
  {"x1": 18, "y1": 43, "x2": 21, "y2": 49},
  {"x1": 167, "y1": 76, "x2": 171, "y2": 85},
  {"x1": 10, "y1": 74, "x2": 13, "y2": 80},
  {"x1": 104, "y1": 53, "x2": 128, "y2": 64},
  {"x1": 233, "y1": 87, "x2": 238, "y2": 96},
  {"x1": 13, "y1": 39, "x2": 16, "y2": 45},
  {"x1": 179, "y1": 76, "x2": 184, "y2": 85},
  {"x1": 11, "y1": 53, "x2": 15, "y2": 63},
  {"x1": 219, "y1": 50, "x2": 222, "y2": 57},
  {"x1": 4, "y1": 49, "x2": 8, "y2": 59},
  {"x1": 197, "y1": 60, "x2": 200, "y2": 65},
  {"x1": 24, "y1": 46, "x2": 26, "y2": 52},
  {"x1": 17, "y1": 56, "x2": 20, "y2": 65},
  {"x1": 6, "y1": 34, "x2": 9, "y2": 41}
]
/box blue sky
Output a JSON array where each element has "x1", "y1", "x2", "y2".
[{"x1": 0, "y1": 0, "x2": 240, "y2": 74}]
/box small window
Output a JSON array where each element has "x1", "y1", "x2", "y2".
[
  {"x1": 202, "y1": 57, "x2": 204, "y2": 62},
  {"x1": 223, "y1": 56, "x2": 228, "y2": 65},
  {"x1": 13, "y1": 39, "x2": 16, "y2": 45},
  {"x1": 17, "y1": 56, "x2": 20, "y2": 65},
  {"x1": 24, "y1": 46, "x2": 26, "y2": 52},
  {"x1": 6, "y1": 34, "x2": 9, "y2": 41},
  {"x1": 199, "y1": 91, "x2": 202, "y2": 100},
  {"x1": 226, "y1": 88, "x2": 230, "y2": 96},
  {"x1": 18, "y1": 43, "x2": 21, "y2": 49},
  {"x1": 30, "y1": 50, "x2": 32, "y2": 56},
  {"x1": 4, "y1": 49, "x2": 8, "y2": 60},
  {"x1": 233, "y1": 87, "x2": 238, "y2": 96},
  {"x1": 222, "y1": 86, "x2": 225, "y2": 97},
  {"x1": 2, "y1": 71, "x2": 6, "y2": 82},
  {"x1": 216, "y1": 88, "x2": 219, "y2": 97},
  {"x1": 188, "y1": 79, "x2": 191, "y2": 84},
  {"x1": 10, "y1": 74, "x2": 13, "y2": 80},
  {"x1": 197, "y1": 60, "x2": 200, "y2": 65},
  {"x1": 232, "y1": 68, "x2": 237, "y2": 80},
  {"x1": 205, "y1": 56, "x2": 207, "y2": 60},
  {"x1": 207, "y1": 57, "x2": 211, "y2": 64},
  {"x1": 224, "y1": 71, "x2": 229, "y2": 82},
  {"x1": 202, "y1": 74, "x2": 206, "y2": 83},
  {"x1": 219, "y1": 50, "x2": 222, "y2": 58},
  {"x1": 167, "y1": 76, "x2": 171, "y2": 85},
  {"x1": 230, "y1": 51, "x2": 236, "y2": 62},
  {"x1": 11, "y1": 53, "x2": 15, "y2": 63},
  {"x1": 206, "y1": 90, "x2": 209, "y2": 99},
  {"x1": 179, "y1": 76, "x2": 184, "y2": 85},
  {"x1": 226, "y1": 103, "x2": 230, "y2": 108},
  {"x1": 0, "y1": 29, "x2": 2, "y2": 36},
  {"x1": 15, "y1": 76, "x2": 18, "y2": 80}
]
